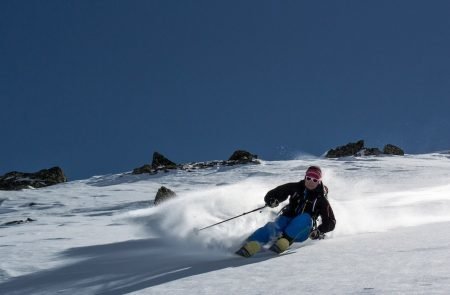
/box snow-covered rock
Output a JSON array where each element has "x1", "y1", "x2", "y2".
[{"x1": 0, "y1": 167, "x2": 67, "y2": 191}]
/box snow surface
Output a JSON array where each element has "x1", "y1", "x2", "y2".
[{"x1": 1, "y1": 153, "x2": 450, "y2": 294}]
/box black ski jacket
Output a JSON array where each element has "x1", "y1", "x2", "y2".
[{"x1": 264, "y1": 180, "x2": 336, "y2": 233}]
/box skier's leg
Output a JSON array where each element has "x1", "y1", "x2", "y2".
[
  {"x1": 246, "y1": 215, "x2": 290, "y2": 244},
  {"x1": 284, "y1": 213, "x2": 313, "y2": 243},
  {"x1": 269, "y1": 213, "x2": 313, "y2": 254},
  {"x1": 236, "y1": 216, "x2": 290, "y2": 257}
]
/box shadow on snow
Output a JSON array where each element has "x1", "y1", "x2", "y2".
[{"x1": 0, "y1": 238, "x2": 280, "y2": 294}]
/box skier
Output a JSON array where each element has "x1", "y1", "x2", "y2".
[{"x1": 236, "y1": 166, "x2": 336, "y2": 257}]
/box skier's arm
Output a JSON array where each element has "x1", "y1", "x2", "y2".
[
  {"x1": 264, "y1": 183, "x2": 297, "y2": 204},
  {"x1": 317, "y1": 198, "x2": 336, "y2": 233}
]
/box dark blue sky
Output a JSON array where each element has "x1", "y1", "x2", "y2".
[{"x1": 2, "y1": 1, "x2": 450, "y2": 179}]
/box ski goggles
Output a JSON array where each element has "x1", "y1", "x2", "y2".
[{"x1": 306, "y1": 176, "x2": 319, "y2": 183}]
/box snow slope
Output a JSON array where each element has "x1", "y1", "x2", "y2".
[{"x1": 1, "y1": 153, "x2": 450, "y2": 294}]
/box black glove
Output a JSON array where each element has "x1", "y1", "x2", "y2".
[
  {"x1": 266, "y1": 197, "x2": 279, "y2": 208},
  {"x1": 309, "y1": 229, "x2": 324, "y2": 240}
]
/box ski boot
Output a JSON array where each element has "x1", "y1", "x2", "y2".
[
  {"x1": 269, "y1": 234, "x2": 293, "y2": 254},
  {"x1": 235, "y1": 241, "x2": 261, "y2": 258}
]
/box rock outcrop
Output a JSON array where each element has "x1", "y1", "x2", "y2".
[
  {"x1": 326, "y1": 141, "x2": 405, "y2": 158},
  {"x1": 154, "y1": 186, "x2": 177, "y2": 205},
  {"x1": 325, "y1": 140, "x2": 365, "y2": 158},
  {"x1": 0, "y1": 167, "x2": 67, "y2": 191},
  {"x1": 132, "y1": 164, "x2": 154, "y2": 175},
  {"x1": 132, "y1": 152, "x2": 177, "y2": 175},
  {"x1": 133, "y1": 150, "x2": 260, "y2": 175},
  {"x1": 383, "y1": 144, "x2": 405, "y2": 156},
  {"x1": 152, "y1": 152, "x2": 177, "y2": 168},
  {"x1": 357, "y1": 147, "x2": 382, "y2": 156},
  {"x1": 228, "y1": 150, "x2": 258, "y2": 164}
]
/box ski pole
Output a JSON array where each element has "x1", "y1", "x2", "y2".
[{"x1": 194, "y1": 205, "x2": 267, "y2": 233}]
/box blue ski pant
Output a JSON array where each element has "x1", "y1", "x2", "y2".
[{"x1": 247, "y1": 213, "x2": 313, "y2": 245}]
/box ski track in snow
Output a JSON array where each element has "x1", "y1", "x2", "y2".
[{"x1": 1, "y1": 153, "x2": 450, "y2": 294}]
